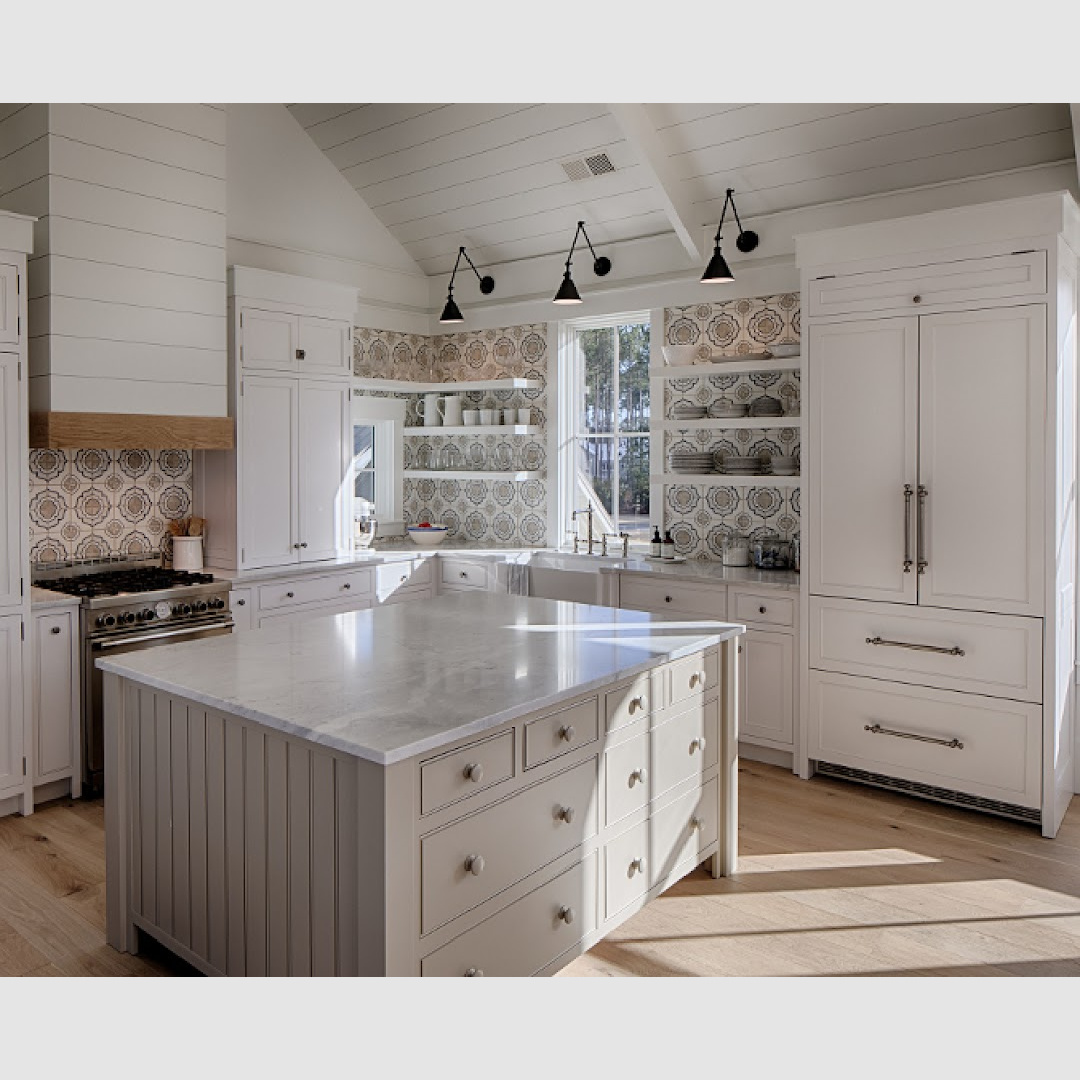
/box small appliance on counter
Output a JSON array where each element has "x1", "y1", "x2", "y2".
[{"x1": 721, "y1": 533, "x2": 750, "y2": 567}]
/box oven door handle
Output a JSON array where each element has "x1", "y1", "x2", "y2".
[{"x1": 91, "y1": 620, "x2": 233, "y2": 649}]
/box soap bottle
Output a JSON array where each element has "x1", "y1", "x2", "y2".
[
  {"x1": 651, "y1": 526, "x2": 662, "y2": 558},
  {"x1": 662, "y1": 530, "x2": 675, "y2": 560}
]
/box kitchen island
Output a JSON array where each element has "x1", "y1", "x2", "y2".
[{"x1": 100, "y1": 593, "x2": 743, "y2": 976}]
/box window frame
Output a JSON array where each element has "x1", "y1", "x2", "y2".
[{"x1": 350, "y1": 393, "x2": 405, "y2": 539}]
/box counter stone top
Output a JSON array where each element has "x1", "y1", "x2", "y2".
[
  {"x1": 97, "y1": 593, "x2": 743, "y2": 766},
  {"x1": 31, "y1": 586, "x2": 83, "y2": 610}
]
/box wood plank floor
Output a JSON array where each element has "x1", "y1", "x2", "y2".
[{"x1": 3, "y1": 761, "x2": 1080, "y2": 976}]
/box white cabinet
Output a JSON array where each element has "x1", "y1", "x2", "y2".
[
  {"x1": 298, "y1": 316, "x2": 351, "y2": 378},
  {"x1": 31, "y1": 607, "x2": 80, "y2": 796},
  {"x1": 240, "y1": 309, "x2": 351, "y2": 378},
  {"x1": 739, "y1": 629, "x2": 794, "y2": 749},
  {"x1": 298, "y1": 381, "x2": 351, "y2": 562},
  {"x1": 0, "y1": 262, "x2": 18, "y2": 346},
  {"x1": 229, "y1": 588, "x2": 255, "y2": 631},
  {"x1": 0, "y1": 352, "x2": 22, "y2": 608},
  {"x1": 0, "y1": 614, "x2": 25, "y2": 799}
]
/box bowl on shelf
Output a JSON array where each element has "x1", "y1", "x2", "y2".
[
  {"x1": 662, "y1": 344, "x2": 704, "y2": 366},
  {"x1": 406, "y1": 523, "x2": 449, "y2": 547}
]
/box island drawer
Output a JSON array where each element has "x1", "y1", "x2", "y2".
[
  {"x1": 605, "y1": 779, "x2": 718, "y2": 918},
  {"x1": 376, "y1": 559, "x2": 432, "y2": 600},
  {"x1": 604, "y1": 694, "x2": 718, "y2": 825},
  {"x1": 421, "y1": 855, "x2": 597, "y2": 977},
  {"x1": 440, "y1": 558, "x2": 491, "y2": 591},
  {"x1": 604, "y1": 671, "x2": 654, "y2": 732},
  {"x1": 619, "y1": 575, "x2": 727, "y2": 620},
  {"x1": 257, "y1": 569, "x2": 373, "y2": 611},
  {"x1": 420, "y1": 730, "x2": 515, "y2": 816},
  {"x1": 667, "y1": 649, "x2": 718, "y2": 709},
  {"x1": 731, "y1": 590, "x2": 796, "y2": 629},
  {"x1": 421, "y1": 757, "x2": 599, "y2": 933},
  {"x1": 524, "y1": 696, "x2": 599, "y2": 770}
]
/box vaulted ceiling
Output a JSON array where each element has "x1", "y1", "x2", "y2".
[{"x1": 287, "y1": 103, "x2": 1076, "y2": 277}]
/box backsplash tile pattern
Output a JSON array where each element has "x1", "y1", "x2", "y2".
[
  {"x1": 662, "y1": 294, "x2": 801, "y2": 559},
  {"x1": 28, "y1": 448, "x2": 193, "y2": 565},
  {"x1": 354, "y1": 323, "x2": 549, "y2": 545}
]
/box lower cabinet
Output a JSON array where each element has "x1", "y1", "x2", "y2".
[
  {"x1": 31, "y1": 607, "x2": 80, "y2": 798},
  {"x1": 738, "y1": 629, "x2": 795, "y2": 749},
  {"x1": 0, "y1": 613, "x2": 25, "y2": 801},
  {"x1": 229, "y1": 587, "x2": 255, "y2": 631},
  {"x1": 257, "y1": 598, "x2": 373, "y2": 628}
]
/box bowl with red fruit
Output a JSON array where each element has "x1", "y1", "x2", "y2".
[{"x1": 406, "y1": 521, "x2": 449, "y2": 547}]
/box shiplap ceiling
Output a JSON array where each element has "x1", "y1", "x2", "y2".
[{"x1": 287, "y1": 103, "x2": 1076, "y2": 277}]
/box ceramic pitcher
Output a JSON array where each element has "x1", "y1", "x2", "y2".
[
  {"x1": 439, "y1": 395, "x2": 464, "y2": 426},
  {"x1": 419, "y1": 392, "x2": 442, "y2": 427}
]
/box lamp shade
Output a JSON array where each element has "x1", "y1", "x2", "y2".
[
  {"x1": 439, "y1": 293, "x2": 464, "y2": 323},
  {"x1": 552, "y1": 271, "x2": 582, "y2": 305},
  {"x1": 700, "y1": 245, "x2": 734, "y2": 284}
]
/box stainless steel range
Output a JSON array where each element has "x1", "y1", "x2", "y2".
[{"x1": 33, "y1": 557, "x2": 233, "y2": 795}]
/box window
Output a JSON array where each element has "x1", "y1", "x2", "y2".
[
  {"x1": 350, "y1": 395, "x2": 405, "y2": 542},
  {"x1": 560, "y1": 315, "x2": 651, "y2": 546}
]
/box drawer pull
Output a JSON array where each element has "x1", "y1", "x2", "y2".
[
  {"x1": 903, "y1": 484, "x2": 914, "y2": 573},
  {"x1": 690, "y1": 815, "x2": 704, "y2": 832},
  {"x1": 50, "y1": 626, "x2": 61, "y2": 635},
  {"x1": 464, "y1": 854, "x2": 485, "y2": 876},
  {"x1": 460, "y1": 571, "x2": 468, "y2": 578},
  {"x1": 342, "y1": 582, "x2": 351, "y2": 590},
  {"x1": 628, "y1": 694, "x2": 648, "y2": 714},
  {"x1": 558, "y1": 724, "x2": 575, "y2": 743},
  {"x1": 688, "y1": 670, "x2": 706, "y2": 689},
  {"x1": 464, "y1": 967, "x2": 484, "y2": 977},
  {"x1": 664, "y1": 595, "x2": 673, "y2": 603},
  {"x1": 912, "y1": 294, "x2": 922, "y2": 304},
  {"x1": 628, "y1": 856, "x2": 647, "y2": 876},
  {"x1": 689, "y1": 737, "x2": 706, "y2": 756},
  {"x1": 462, "y1": 762, "x2": 484, "y2": 784},
  {"x1": 556, "y1": 805, "x2": 575, "y2": 824},
  {"x1": 864, "y1": 722, "x2": 964, "y2": 751},
  {"x1": 236, "y1": 598, "x2": 246, "y2": 606},
  {"x1": 865, "y1": 635, "x2": 965, "y2": 657},
  {"x1": 629, "y1": 767, "x2": 648, "y2": 787},
  {"x1": 917, "y1": 485, "x2": 928, "y2": 575},
  {"x1": 557, "y1": 905, "x2": 575, "y2": 925},
  {"x1": 285, "y1": 591, "x2": 294, "y2": 599}
]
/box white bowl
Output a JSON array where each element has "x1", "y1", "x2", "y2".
[
  {"x1": 407, "y1": 525, "x2": 449, "y2": 547},
  {"x1": 662, "y1": 344, "x2": 703, "y2": 366}
]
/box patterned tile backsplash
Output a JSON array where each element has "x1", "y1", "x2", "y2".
[
  {"x1": 662, "y1": 293, "x2": 801, "y2": 559},
  {"x1": 355, "y1": 323, "x2": 549, "y2": 546},
  {"x1": 28, "y1": 448, "x2": 193, "y2": 565}
]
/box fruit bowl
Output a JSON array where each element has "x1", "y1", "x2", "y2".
[
  {"x1": 661, "y1": 344, "x2": 704, "y2": 366},
  {"x1": 406, "y1": 523, "x2": 449, "y2": 547}
]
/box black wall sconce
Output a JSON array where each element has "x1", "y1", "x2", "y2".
[
  {"x1": 439, "y1": 246, "x2": 495, "y2": 324},
  {"x1": 701, "y1": 188, "x2": 759, "y2": 284},
  {"x1": 552, "y1": 220, "x2": 612, "y2": 305}
]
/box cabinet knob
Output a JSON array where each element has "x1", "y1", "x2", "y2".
[
  {"x1": 690, "y1": 736, "x2": 707, "y2": 755},
  {"x1": 296, "y1": 348, "x2": 306, "y2": 359},
  {"x1": 285, "y1": 591, "x2": 294, "y2": 599},
  {"x1": 689, "y1": 671, "x2": 706, "y2": 689},
  {"x1": 342, "y1": 582, "x2": 351, "y2": 590},
  {"x1": 400, "y1": 574, "x2": 408, "y2": 583},
  {"x1": 293, "y1": 543, "x2": 301, "y2": 549},
  {"x1": 464, "y1": 967, "x2": 483, "y2": 977},
  {"x1": 236, "y1": 598, "x2": 246, "y2": 606},
  {"x1": 557, "y1": 905, "x2": 575, "y2": 925},
  {"x1": 300, "y1": 542, "x2": 308, "y2": 549},
  {"x1": 556, "y1": 805, "x2": 575, "y2": 824},
  {"x1": 462, "y1": 762, "x2": 484, "y2": 784},
  {"x1": 912, "y1": 294, "x2": 922, "y2": 304},
  {"x1": 758, "y1": 606, "x2": 766, "y2": 614},
  {"x1": 464, "y1": 854, "x2": 485, "y2": 876},
  {"x1": 629, "y1": 694, "x2": 647, "y2": 714},
  {"x1": 50, "y1": 626, "x2": 61, "y2": 635},
  {"x1": 690, "y1": 815, "x2": 704, "y2": 832},
  {"x1": 630, "y1": 767, "x2": 648, "y2": 786},
  {"x1": 629, "y1": 856, "x2": 647, "y2": 876},
  {"x1": 664, "y1": 595, "x2": 673, "y2": 603},
  {"x1": 558, "y1": 724, "x2": 575, "y2": 743},
  {"x1": 460, "y1": 571, "x2": 468, "y2": 578}
]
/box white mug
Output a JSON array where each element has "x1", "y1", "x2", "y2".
[
  {"x1": 440, "y1": 395, "x2": 464, "y2": 427},
  {"x1": 479, "y1": 408, "x2": 496, "y2": 426},
  {"x1": 517, "y1": 407, "x2": 533, "y2": 425},
  {"x1": 502, "y1": 408, "x2": 516, "y2": 426},
  {"x1": 419, "y1": 393, "x2": 442, "y2": 427},
  {"x1": 462, "y1": 409, "x2": 480, "y2": 426}
]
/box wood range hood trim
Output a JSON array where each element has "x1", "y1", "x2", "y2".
[{"x1": 29, "y1": 411, "x2": 235, "y2": 450}]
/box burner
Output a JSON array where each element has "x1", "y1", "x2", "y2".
[{"x1": 34, "y1": 567, "x2": 218, "y2": 597}]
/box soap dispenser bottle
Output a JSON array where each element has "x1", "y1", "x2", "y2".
[
  {"x1": 662, "y1": 530, "x2": 675, "y2": 560},
  {"x1": 651, "y1": 526, "x2": 662, "y2": 558}
]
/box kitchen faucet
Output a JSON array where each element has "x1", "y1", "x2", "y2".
[
  {"x1": 601, "y1": 532, "x2": 631, "y2": 558},
  {"x1": 572, "y1": 506, "x2": 595, "y2": 554}
]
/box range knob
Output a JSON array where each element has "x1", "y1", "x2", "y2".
[
  {"x1": 208, "y1": 597, "x2": 225, "y2": 611},
  {"x1": 119, "y1": 611, "x2": 137, "y2": 625},
  {"x1": 96, "y1": 614, "x2": 116, "y2": 629},
  {"x1": 139, "y1": 609, "x2": 156, "y2": 622},
  {"x1": 193, "y1": 600, "x2": 208, "y2": 614},
  {"x1": 173, "y1": 603, "x2": 192, "y2": 617}
]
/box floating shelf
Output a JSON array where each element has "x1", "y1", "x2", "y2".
[
  {"x1": 659, "y1": 417, "x2": 801, "y2": 431},
  {"x1": 652, "y1": 473, "x2": 801, "y2": 487},
  {"x1": 354, "y1": 377, "x2": 541, "y2": 394},
  {"x1": 405, "y1": 470, "x2": 543, "y2": 481},
  {"x1": 404, "y1": 425, "x2": 541, "y2": 436},
  {"x1": 651, "y1": 356, "x2": 801, "y2": 378}
]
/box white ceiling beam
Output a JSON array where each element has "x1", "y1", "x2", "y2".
[
  {"x1": 1071, "y1": 104, "x2": 1080, "y2": 188},
  {"x1": 607, "y1": 103, "x2": 702, "y2": 263}
]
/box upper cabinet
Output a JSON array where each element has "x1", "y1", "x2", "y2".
[
  {"x1": 0, "y1": 261, "x2": 19, "y2": 346},
  {"x1": 240, "y1": 309, "x2": 351, "y2": 378},
  {"x1": 0, "y1": 353, "x2": 22, "y2": 608}
]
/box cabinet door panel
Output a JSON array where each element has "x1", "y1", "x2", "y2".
[
  {"x1": 739, "y1": 629, "x2": 794, "y2": 748},
  {"x1": 0, "y1": 614, "x2": 24, "y2": 797},
  {"x1": 808, "y1": 318, "x2": 918, "y2": 604},
  {"x1": 241, "y1": 376, "x2": 298, "y2": 569},
  {"x1": 34, "y1": 610, "x2": 76, "y2": 780},
  {"x1": 298, "y1": 317, "x2": 350, "y2": 378},
  {"x1": 0, "y1": 354, "x2": 21, "y2": 607},
  {"x1": 0, "y1": 263, "x2": 18, "y2": 345},
  {"x1": 241, "y1": 310, "x2": 297, "y2": 371},
  {"x1": 918, "y1": 306, "x2": 1045, "y2": 615},
  {"x1": 298, "y1": 381, "x2": 350, "y2": 563}
]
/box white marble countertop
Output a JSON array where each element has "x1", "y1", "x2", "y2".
[
  {"x1": 30, "y1": 586, "x2": 82, "y2": 610},
  {"x1": 97, "y1": 593, "x2": 743, "y2": 766}
]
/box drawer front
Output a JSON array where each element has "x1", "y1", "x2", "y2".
[
  {"x1": 421, "y1": 758, "x2": 599, "y2": 932},
  {"x1": 604, "y1": 670, "x2": 654, "y2": 732},
  {"x1": 668, "y1": 649, "x2": 719, "y2": 709},
  {"x1": 420, "y1": 730, "x2": 515, "y2": 816},
  {"x1": 731, "y1": 589, "x2": 795, "y2": 629},
  {"x1": 604, "y1": 696, "x2": 718, "y2": 825},
  {"x1": 605, "y1": 780, "x2": 718, "y2": 918},
  {"x1": 809, "y1": 671, "x2": 1041, "y2": 809},
  {"x1": 524, "y1": 696, "x2": 599, "y2": 770},
  {"x1": 809, "y1": 596, "x2": 1042, "y2": 703},
  {"x1": 421, "y1": 855, "x2": 597, "y2": 977},
  {"x1": 807, "y1": 251, "x2": 1047, "y2": 317},
  {"x1": 257, "y1": 598, "x2": 371, "y2": 627},
  {"x1": 379, "y1": 586, "x2": 431, "y2": 607},
  {"x1": 229, "y1": 587, "x2": 255, "y2": 631},
  {"x1": 619, "y1": 574, "x2": 726, "y2": 620},
  {"x1": 376, "y1": 559, "x2": 432, "y2": 601},
  {"x1": 258, "y1": 569, "x2": 373, "y2": 611},
  {"x1": 440, "y1": 558, "x2": 490, "y2": 591}
]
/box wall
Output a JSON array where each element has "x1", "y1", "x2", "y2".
[
  {"x1": 354, "y1": 323, "x2": 550, "y2": 545},
  {"x1": 28, "y1": 447, "x2": 193, "y2": 564}
]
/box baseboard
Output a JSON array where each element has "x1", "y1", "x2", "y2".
[{"x1": 739, "y1": 741, "x2": 794, "y2": 771}]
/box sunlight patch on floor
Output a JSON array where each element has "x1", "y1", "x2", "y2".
[{"x1": 735, "y1": 848, "x2": 941, "y2": 873}]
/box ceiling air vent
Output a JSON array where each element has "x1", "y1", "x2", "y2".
[{"x1": 560, "y1": 151, "x2": 616, "y2": 182}]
